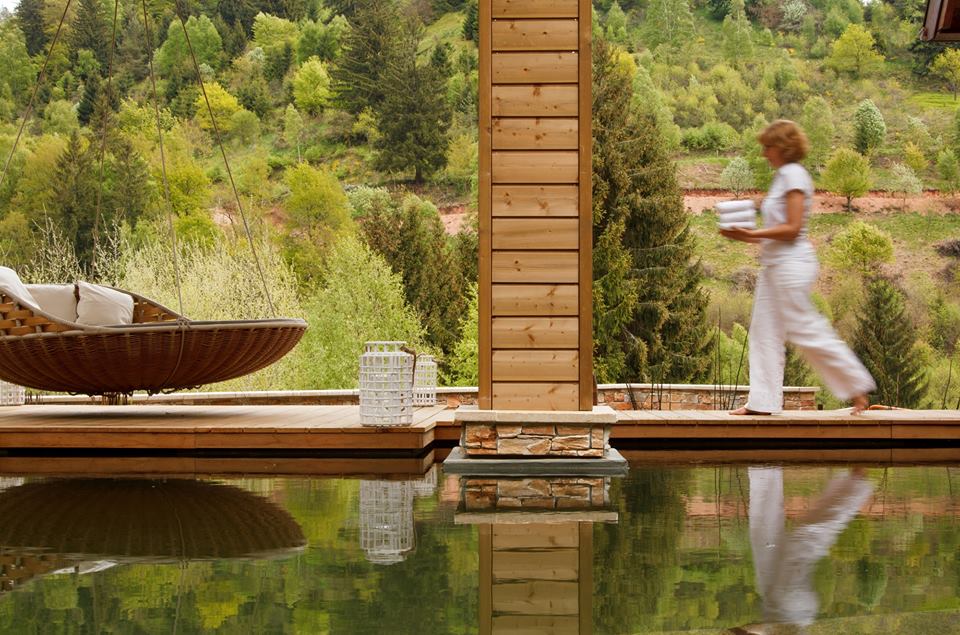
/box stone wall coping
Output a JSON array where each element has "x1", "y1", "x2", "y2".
[
  {"x1": 595, "y1": 383, "x2": 820, "y2": 393},
  {"x1": 455, "y1": 405, "x2": 617, "y2": 424},
  {"x1": 454, "y1": 510, "x2": 619, "y2": 525}
]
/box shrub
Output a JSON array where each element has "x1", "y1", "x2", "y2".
[
  {"x1": 853, "y1": 99, "x2": 886, "y2": 155},
  {"x1": 680, "y1": 121, "x2": 739, "y2": 152},
  {"x1": 719, "y1": 156, "x2": 754, "y2": 197},
  {"x1": 821, "y1": 147, "x2": 870, "y2": 211},
  {"x1": 825, "y1": 220, "x2": 894, "y2": 274}
]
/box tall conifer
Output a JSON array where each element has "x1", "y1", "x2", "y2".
[
  {"x1": 70, "y1": 0, "x2": 109, "y2": 69},
  {"x1": 331, "y1": 0, "x2": 402, "y2": 115},
  {"x1": 52, "y1": 132, "x2": 98, "y2": 270},
  {"x1": 15, "y1": 0, "x2": 47, "y2": 57},
  {"x1": 853, "y1": 278, "x2": 928, "y2": 408}
]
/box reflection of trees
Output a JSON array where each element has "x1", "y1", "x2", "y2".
[{"x1": 594, "y1": 467, "x2": 691, "y2": 632}]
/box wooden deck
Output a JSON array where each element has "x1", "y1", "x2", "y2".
[{"x1": 0, "y1": 405, "x2": 956, "y2": 454}]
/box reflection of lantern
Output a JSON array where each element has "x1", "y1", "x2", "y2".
[
  {"x1": 359, "y1": 480, "x2": 415, "y2": 565},
  {"x1": 412, "y1": 465, "x2": 438, "y2": 498},
  {"x1": 359, "y1": 342, "x2": 413, "y2": 426},
  {"x1": 0, "y1": 381, "x2": 24, "y2": 406},
  {"x1": 412, "y1": 355, "x2": 438, "y2": 407}
]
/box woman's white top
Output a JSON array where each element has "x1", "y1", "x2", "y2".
[{"x1": 759, "y1": 162, "x2": 815, "y2": 265}]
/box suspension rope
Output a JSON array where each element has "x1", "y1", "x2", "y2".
[
  {"x1": 173, "y1": 0, "x2": 276, "y2": 317},
  {"x1": 91, "y1": 0, "x2": 122, "y2": 260},
  {"x1": 0, "y1": 0, "x2": 75, "y2": 192},
  {"x1": 141, "y1": 0, "x2": 184, "y2": 316}
]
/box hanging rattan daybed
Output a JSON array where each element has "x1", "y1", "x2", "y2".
[{"x1": 0, "y1": 285, "x2": 306, "y2": 395}]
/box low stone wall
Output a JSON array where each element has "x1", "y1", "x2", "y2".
[
  {"x1": 32, "y1": 383, "x2": 819, "y2": 409},
  {"x1": 462, "y1": 422, "x2": 609, "y2": 458},
  {"x1": 462, "y1": 477, "x2": 610, "y2": 511}
]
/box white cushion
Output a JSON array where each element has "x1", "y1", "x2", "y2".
[
  {"x1": 76, "y1": 282, "x2": 134, "y2": 326},
  {"x1": 0, "y1": 267, "x2": 38, "y2": 308},
  {"x1": 25, "y1": 284, "x2": 78, "y2": 323}
]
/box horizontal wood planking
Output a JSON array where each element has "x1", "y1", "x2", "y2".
[
  {"x1": 492, "y1": 85, "x2": 578, "y2": 117},
  {"x1": 492, "y1": 284, "x2": 579, "y2": 315},
  {"x1": 493, "y1": 350, "x2": 579, "y2": 381},
  {"x1": 492, "y1": 53, "x2": 578, "y2": 83},
  {"x1": 493, "y1": 548, "x2": 579, "y2": 581},
  {"x1": 492, "y1": 19, "x2": 579, "y2": 51},
  {"x1": 492, "y1": 118, "x2": 578, "y2": 150},
  {"x1": 492, "y1": 218, "x2": 579, "y2": 250},
  {"x1": 493, "y1": 185, "x2": 579, "y2": 216},
  {"x1": 492, "y1": 580, "x2": 580, "y2": 615},
  {"x1": 493, "y1": 523, "x2": 580, "y2": 548},
  {"x1": 493, "y1": 382, "x2": 580, "y2": 409},
  {"x1": 492, "y1": 151, "x2": 579, "y2": 183},
  {"x1": 493, "y1": 0, "x2": 578, "y2": 18},
  {"x1": 492, "y1": 317, "x2": 579, "y2": 348},
  {"x1": 492, "y1": 251, "x2": 578, "y2": 283}
]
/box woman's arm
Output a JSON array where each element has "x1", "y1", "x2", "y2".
[{"x1": 722, "y1": 190, "x2": 805, "y2": 243}]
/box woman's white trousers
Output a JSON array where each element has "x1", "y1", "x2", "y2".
[{"x1": 746, "y1": 255, "x2": 876, "y2": 413}]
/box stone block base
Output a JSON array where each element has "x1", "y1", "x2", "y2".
[{"x1": 456, "y1": 406, "x2": 616, "y2": 459}]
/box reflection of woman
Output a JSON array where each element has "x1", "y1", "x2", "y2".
[
  {"x1": 730, "y1": 467, "x2": 874, "y2": 634},
  {"x1": 720, "y1": 120, "x2": 875, "y2": 415}
]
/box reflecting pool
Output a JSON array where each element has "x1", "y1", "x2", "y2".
[{"x1": 0, "y1": 463, "x2": 958, "y2": 634}]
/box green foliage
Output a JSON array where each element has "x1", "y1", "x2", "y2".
[
  {"x1": 229, "y1": 109, "x2": 261, "y2": 144},
  {"x1": 822, "y1": 147, "x2": 871, "y2": 211},
  {"x1": 853, "y1": 99, "x2": 886, "y2": 155},
  {"x1": 194, "y1": 82, "x2": 243, "y2": 133},
  {"x1": 604, "y1": 1, "x2": 629, "y2": 45},
  {"x1": 155, "y1": 15, "x2": 223, "y2": 82},
  {"x1": 853, "y1": 278, "x2": 929, "y2": 408},
  {"x1": 360, "y1": 192, "x2": 467, "y2": 358},
  {"x1": 298, "y1": 16, "x2": 348, "y2": 63},
  {"x1": 51, "y1": 131, "x2": 98, "y2": 269},
  {"x1": 931, "y1": 48, "x2": 960, "y2": 100},
  {"x1": 284, "y1": 163, "x2": 351, "y2": 231},
  {"x1": 0, "y1": 21, "x2": 36, "y2": 110},
  {"x1": 164, "y1": 156, "x2": 211, "y2": 216},
  {"x1": 887, "y1": 163, "x2": 923, "y2": 203},
  {"x1": 69, "y1": 0, "x2": 108, "y2": 69},
  {"x1": 719, "y1": 156, "x2": 754, "y2": 197},
  {"x1": 800, "y1": 96, "x2": 834, "y2": 170},
  {"x1": 294, "y1": 233, "x2": 426, "y2": 389},
  {"x1": 0, "y1": 210, "x2": 36, "y2": 271},
  {"x1": 462, "y1": 0, "x2": 478, "y2": 42},
  {"x1": 283, "y1": 104, "x2": 305, "y2": 161},
  {"x1": 828, "y1": 23, "x2": 883, "y2": 77},
  {"x1": 929, "y1": 294, "x2": 960, "y2": 355},
  {"x1": 252, "y1": 12, "x2": 299, "y2": 51},
  {"x1": 372, "y1": 20, "x2": 452, "y2": 183},
  {"x1": 681, "y1": 121, "x2": 739, "y2": 153},
  {"x1": 721, "y1": 0, "x2": 753, "y2": 62},
  {"x1": 292, "y1": 57, "x2": 331, "y2": 116},
  {"x1": 824, "y1": 220, "x2": 894, "y2": 275},
  {"x1": 445, "y1": 282, "x2": 478, "y2": 385},
  {"x1": 903, "y1": 141, "x2": 928, "y2": 176},
  {"x1": 42, "y1": 99, "x2": 79, "y2": 136},
  {"x1": 644, "y1": 0, "x2": 694, "y2": 51},
  {"x1": 592, "y1": 40, "x2": 710, "y2": 383},
  {"x1": 15, "y1": 0, "x2": 47, "y2": 57},
  {"x1": 330, "y1": 0, "x2": 402, "y2": 114},
  {"x1": 937, "y1": 148, "x2": 960, "y2": 193}
]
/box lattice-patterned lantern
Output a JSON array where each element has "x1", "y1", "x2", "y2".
[
  {"x1": 412, "y1": 465, "x2": 438, "y2": 498},
  {"x1": 359, "y1": 480, "x2": 414, "y2": 565},
  {"x1": 412, "y1": 354, "x2": 438, "y2": 407},
  {"x1": 0, "y1": 381, "x2": 25, "y2": 406},
  {"x1": 359, "y1": 341, "x2": 413, "y2": 426}
]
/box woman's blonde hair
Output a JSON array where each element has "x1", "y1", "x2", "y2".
[{"x1": 757, "y1": 119, "x2": 809, "y2": 163}]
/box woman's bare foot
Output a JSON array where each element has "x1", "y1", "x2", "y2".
[
  {"x1": 851, "y1": 394, "x2": 869, "y2": 415},
  {"x1": 730, "y1": 407, "x2": 772, "y2": 415}
]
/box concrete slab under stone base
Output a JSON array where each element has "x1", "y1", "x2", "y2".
[{"x1": 442, "y1": 446, "x2": 629, "y2": 476}]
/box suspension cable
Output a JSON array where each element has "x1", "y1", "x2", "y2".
[
  {"x1": 173, "y1": 0, "x2": 276, "y2": 317},
  {"x1": 0, "y1": 0, "x2": 75, "y2": 192},
  {"x1": 141, "y1": 0, "x2": 184, "y2": 316}
]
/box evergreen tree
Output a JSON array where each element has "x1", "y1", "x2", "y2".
[
  {"x1": 721, "y1": 0, "x2": 753, "y2": 62},
  {"x1": 372, "y1": 19, "x2": 452, "y2": 182},
  {"x1": 592, "y1": 39, "x2": 710, "y2": 383},
  {"x1": 853, "y1": 99, "x2": 886, "y2": 155},
  {"x1": 108, "y1": 136, "x2": 152, "y2": 227},
  {"x1": 853, "y1": 278, "x2": 928, "y2": 408},
  {"x1": 360, "y1": 193, "x2": 467, "y2": 360},
  {"x1": 644, "y1": 0, "x2": 694, "y2": 51},
  {"x1": 15, "y1": 0, "x2": 47, "y2": 57},
  {"x1": 462, "y1": 0, "x2": 478, "y2": 42},
  {"x1": 77, "y1": 74, "x2": 100, "y2": 125},
  {"x1": 52, "y1": 131, "x2": 98, "y2": 270},
  {"x1": 69, "y1": 0, "x2": 109, "y2": 69},
  {"x1": 331, "y1": 0, "x2": 402, "y2": 115}
]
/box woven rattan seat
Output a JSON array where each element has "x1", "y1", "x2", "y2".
[{"x1": 0, "y1": 286, "x2": 306, "y2": 395}]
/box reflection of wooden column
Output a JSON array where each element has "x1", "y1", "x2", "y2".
[
  {"x1": 478, "y1": 523, "x2": 593, "y2": 634},
  {"x1": 478, "y1": 0, "x2": 593, "y2": 411}
]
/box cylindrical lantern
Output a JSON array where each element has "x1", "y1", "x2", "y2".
[
  {"x1": 359, "y1": 341, "x2": 413, "y2": 426},
  {"x1": 412, "y1": 465, "x2": 438, "y2": 498},
  {"x1": 412, "y1": 354, "x2": 438, "y2": 407},
  {"x1": 359, "y1": 480, "x2": 414, "y2": 565},
  {"x1": 0, "y1": 381, "x2": 25, "y2": 406}
]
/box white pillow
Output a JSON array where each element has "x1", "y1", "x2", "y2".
[
  {"x1": 76, "y1": 282, "x2": 135, "y2": 326},
  {"x1": 26, "y1": 284, "x2": 78, "y2": 323},
  {"x1": 0, "y1": 266, "x2": 38, "y2": 308}
]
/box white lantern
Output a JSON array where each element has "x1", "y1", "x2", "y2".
[
  {"x1": 359, "y1": 341, "x2": 414, "y2": 426},
  {"x1": 412, "y1": 354, "x2": 438, "y2": 407},
  {"x1": 412, "y1": 465, "x2": 438, "y2": 498},
  {"x1": 0, "y1": 381, "x2": 25, "y2": 406},
  {"x1": 359, "y1": 480, "x2": 414, "y2": 565}
]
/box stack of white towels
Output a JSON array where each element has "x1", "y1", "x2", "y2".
[{"x1": 716, "y1": 199, "x2": 757, "y2": 229}]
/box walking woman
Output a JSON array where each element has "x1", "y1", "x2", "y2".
[{"x1": 720, "y1": 120, "x2": 875, "y2": 414}]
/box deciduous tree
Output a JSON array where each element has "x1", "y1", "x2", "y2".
[
  {"x1": 829, "y1": 23, "x2": 883, "y2": 77},
  {"x1": 822, "y1": 147, "x2": 870, "y2": 212}
]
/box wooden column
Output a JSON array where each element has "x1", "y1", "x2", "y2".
[{"x1": 479, "y1": 0, "x2": 593, "y2": 411}]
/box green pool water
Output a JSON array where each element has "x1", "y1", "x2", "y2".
[{"x1": 0, "y1": 464, "x2": 957, "y2": 634}]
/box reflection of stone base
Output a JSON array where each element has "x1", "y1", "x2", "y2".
[
  {"x1": 442, "y1": 446, "x2": 628, "y2": 476},
  {"x1": 454, "y1": 475, "x2": 619, "y2": 525}
]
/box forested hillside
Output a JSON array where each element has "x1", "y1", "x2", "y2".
[{"x1": 0, "y1": 0, "x2": 957, "y2": 407}]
